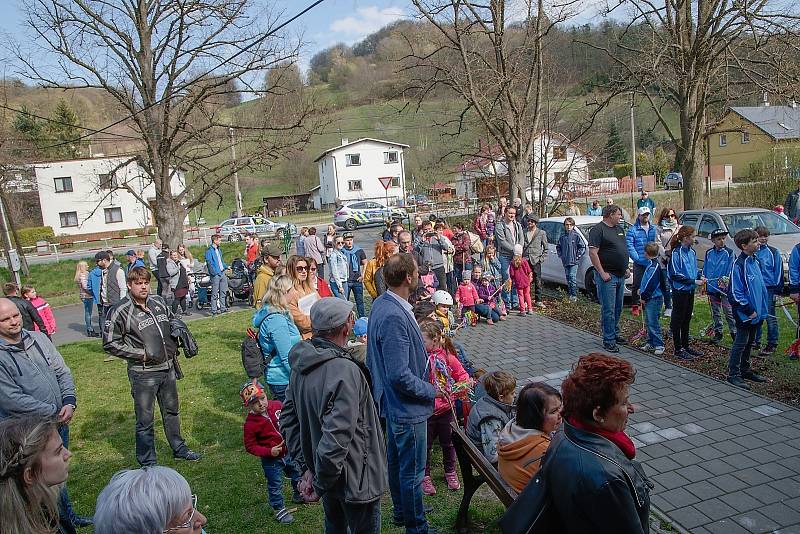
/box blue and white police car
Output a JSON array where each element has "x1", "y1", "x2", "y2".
[{"x1": 333, "y1": 201, "x2": 407, "y2": 230}]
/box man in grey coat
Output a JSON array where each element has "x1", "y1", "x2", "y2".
[
  {"x1": 523, "y1": 216, "x2": 548, "y2": 307},
  {"x1": 494, "y1": 205, "x2": 524, "y2": 308},
  {"x1": 282, "y1": 297, "x2": 386, "y2": 534}
]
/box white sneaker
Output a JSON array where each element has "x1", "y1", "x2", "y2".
[
  {"x1": 654, "y1": 346, "x2": 665, "y2": 355},
  {"x1": 569, "y1": 296, "x2": 577, "y2": 302},
  {"x1": 640, "y1": 343, "x2": 653, "y2": 352},
  {"x1": 664, "y1": 308, "x2": 672, "y2": 317}
]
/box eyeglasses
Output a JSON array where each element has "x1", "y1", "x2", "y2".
[
  {"x1": 335, "y1": 241, "x2": 343, "y2": 245},
  {"x1": 296, "y1": 266, "x2": 308, "y2": 272},
  {"x1": 163, "y1": 495, "x2": 197, "y2": 532}
]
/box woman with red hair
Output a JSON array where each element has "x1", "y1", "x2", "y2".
[
  {"x1": 500, "y1": 353, "x2": 651, "y2": 533},
  {"x1": 363, "y1": 240, "x2": 397, "y2": 298}
]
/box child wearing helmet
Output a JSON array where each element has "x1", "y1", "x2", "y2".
[
  {"x1": 433, "y1": 289, "x2": 455, "y2": 333},
  {"x1": 241, "y1": 382, "x2": 303, "y2": 524}
]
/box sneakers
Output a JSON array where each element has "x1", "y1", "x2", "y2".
[
  {"x1": 487, "y1": 319, "x2": 494, "y2": 325},
  {"x1": 422, "y1": 475, "x2": 436, "y2": 496},
  {"x1": 173, "y1": 450, "x2": 202, "y2": 462},
  {"x1": 518, "y1": 310, "x2": 527, "y2": 316},
  {"x1": 663, "y1": 308, "x2": 672, "y2": 318},
  {"x1": 685, "y1": 347, "x2": 703, "y2": 358},
  {"x1": 759, "y1": 345, "x2": 777, "y2": 356},
  {"x1": 674, "y1": 349, "x2": 695, "y2": 361},
  {"x1": 742, "y1": 371, "x2": 768, "y2": 383},
  {"x1": 526, "y1": 310, "x2": 533, "y2": 316},
  {"x1": 616, "y1": 336, "x2": 628, "y2": 345},
  {"x1": 568, "y1": 296, "x2": 577, "y2": 303},
  {"x1": 653, "y1": 346, "x2": 665, "y2": 355},
  {"x1": 72, "y1": 515, "x2": 94, "y2": 528},
  {"x1": 603, "y1": 343, "x2": 620, "y2": 353},
  {"x1": 711, "y1": 333, "x2": 723, "y2": 345},
  {"x1": 444, "y1": 471, "x2": 461, "y2": 491},
  {"x1": 640, "y1": 343, "x2": 653, "y2": 352},
  {"x1": 727, "y1": 376, "x2": 751, "y2": 390},
  {"x1": 275, "y1": 507, "x2": 295, "y2": 524},
  {"x1": 631, "y1": 305, "x2": 640, "y2": 317},
  {"x1": 752, "y1": 342, "x2": 761, "y2": 352}
]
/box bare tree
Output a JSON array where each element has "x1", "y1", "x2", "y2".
[
  {"x1": 582, "y1": 0, "x2": 800, "y2": 209},
  {"x1": 15, "y1": 0, "x2": 324, "y2": 246},
  {"x1": 403, "y1": 0, "x2": 578, "y2": 200}
]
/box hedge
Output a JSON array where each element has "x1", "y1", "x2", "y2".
[{"x1": 16, "y1": 226, "x2": 55, "y2": 247}]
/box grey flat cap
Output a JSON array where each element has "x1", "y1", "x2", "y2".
[{"x1": 310, "y1": 297, "x2": 354, "y2": 331}]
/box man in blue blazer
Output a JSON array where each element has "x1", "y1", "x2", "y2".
[{"x1": 367, "y1": 253, "x2": 436, "y2": 534}]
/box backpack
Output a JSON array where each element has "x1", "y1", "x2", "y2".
[
  {"x1": 242, "y1": 327, "x2": 271, "y2": 379},
  {"x1": 468, "y1": 231, "x2": 484, "y2": 254}
]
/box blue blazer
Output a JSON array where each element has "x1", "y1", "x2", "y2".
[{"x1": 366, "y1": 292, "x2": 435, "y2": 424}]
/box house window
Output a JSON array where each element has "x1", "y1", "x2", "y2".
[
  {"x1": 552, "y1": 146, "x2": 567, "y2": 161},
  {"x1": 346, "y1": 154, "x2": 361, "y2": 166},
  {"x1": 54, "y1": 177, "x2": 73, "y2": 193},
  {"x1": 391, "y1": 176, "x2": 401, "y2": 187},
  {"x1": 554, "y1": 171, "x2": 569, "y2": 183},
  {"x1": 99, "y1": 172, "x2": 118, "y2": 189},
  {"x1": 104, "y1": 207, "x2": 123, "y2": 224},
  {"x1": 348, "y1": 180, "x2": 362, "y2": 191},
  {"x1": 719, "y1": 133, "x2": 727, "y2": 147},
  {"x1": 742, "y1": 131, "x2": 750, "y2": 144},
  {"x1": 59, "y1": 211, "x2": 78, "y2": 227},
  {"x1": 384, "y1": 151, "x2": 399, "y2": 164}
]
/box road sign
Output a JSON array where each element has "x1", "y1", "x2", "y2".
[{"x1": 378, "y1": 176, "x2": 393, "y2": 190}]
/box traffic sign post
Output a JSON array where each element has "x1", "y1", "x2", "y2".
[{"x1": 379, "y1": 177, "x2": 393, "y2": 224}]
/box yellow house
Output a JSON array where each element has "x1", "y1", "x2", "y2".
[{"x1": 709, "y1": 104, "x2": 800, "y2": 180}]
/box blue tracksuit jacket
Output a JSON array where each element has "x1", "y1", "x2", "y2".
[
  {"x1": 789, "y1": 243, "x2": 800, "y2": 293},
  {"x1": 728, "y1": 252, "x2": 769, "y2": 324},
  {"x1": 668, "y1": 245, "x2": 698, "y2": 291},
  {"x1": 639, "y1": 258, "x2": 662, "y2": 301},
  {"x1": 703, "y1": 246, "x2": 734, "y2": 295},
  {"x1": 755, "y1": 244, "x2": 784, "y2": 292}
]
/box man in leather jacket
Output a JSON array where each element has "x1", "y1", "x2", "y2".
[{"x1": 102, "y1": 266, "x2": 201, "y2": 467}]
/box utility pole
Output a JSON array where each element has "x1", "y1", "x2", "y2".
[
  {"x1": 0, "y1": 191, "x2": 20, "y2": 285},
  {"x1": 630, "y1": 92, "x2": 637, "y2": 189},
  {"x1": 229, "y1": 127, "x2": 242, "y2": 218}
]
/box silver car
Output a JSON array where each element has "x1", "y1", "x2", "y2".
[
  {"x1": 664, "y1": 172, "x2": 683, "y2": 190},
  {"x1": 679, "y1": 207, "x2": 800, "y2": 273},
  {"x1": 215, "y1": 216, "x2": 297, "y2": 242},
  {"x1": 538, "y1": 216, "x2": 634, "y2": 297}
]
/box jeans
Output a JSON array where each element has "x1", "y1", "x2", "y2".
[
  {"x1": 322, "y1": 495, "x2": 381, "y2": 534},
  {"x1": 386, "y1": 419, "x2": 429, "y2": 534},
  {"x1": 82, "y1": 298, "x2": 94, "y2": 333},
  {"x1": 267, "y1": 383, "x2": 288, "y2": 402},
  {"x1": 425, "y1": 411, "x2": 455, "y2": 476},
  {"x1": 330, "y1": 280, "x2": 345, "y2": 299},
  {"x1": 431, "y1": 267, "x2": 447, "y2": 293},
  {"x1": 346, "y1": 280, "x2": 366, "y2": 317},
  {"x1": 671, "y1": 289, "x2": 695, "y2": 350},
  {"x1": 660, "y1": 268, "x2": 672, "y2": 309},
  {"x1": 58, "y1": 425, "x2": 79, "y2": 525},
  {"x1": 594, "y1": 272, "x2": 625, "y2": 345},
  {"x1": 97, "y1": 303, "x2": 109, "y2": 334},
  {"x1": 210, "y1": 273, "x2": 228, "y2": 314},
  {"x1": 474, "y1": 303, "x2": 500, "y2": 322},
  {"x1": 728, "y1": 320, "x2": 761, "y2": 378},
  {"x1": 754, "y1": 290, "x2": 778, "y2": 346},
  {"x1": 630, "y1": 263, "x2": 646, "y2": 306},
  {"x1": 128, "y1": 367, "x2": 188, "y2": 466},
  {"x1": 643, "y1": 297, "x2": 664, "y2": 348},
  {"x1": 498, "y1": 255, "x2": 518, "y2": 308},
  {"x1": 564, "y1": 264, "x2": 578, "y2": 298},
  {"x1": 708, "y1": 292, "x2": 737, "y2": 337},
  {"x1": 530, "y1": 261, "x2": 543, "y2": 302},
  {"x1": 261, "y1": 456, "x2": 301, "y2": 510}
]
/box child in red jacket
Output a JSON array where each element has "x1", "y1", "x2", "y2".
[
  {"x1": 22, "y1": 285, "x2": 57, "y2": 335},
  {"x1": 454, "y1": 270, "x2": 482, "y2": 316},
  {"x1": 241, "y1": 382, "x2": 302, "y2": 524},
  {"x1": 508, "y1": 244, "x2": 533, "y2": 315}
]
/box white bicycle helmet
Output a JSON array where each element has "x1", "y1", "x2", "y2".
[{"x1": 432, "y1": 290, "x2": 453, "y2": 306}]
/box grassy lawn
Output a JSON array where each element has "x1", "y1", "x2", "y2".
[{"x1": 59, "y1": 310, "x2": 504, "y2": 532}]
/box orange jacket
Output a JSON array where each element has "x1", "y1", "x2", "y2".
[{"x1": 497, "y1": 420, "x2": 551, "y2": 493}]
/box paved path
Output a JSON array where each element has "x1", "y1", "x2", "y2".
[{"x1": 457, "y1": 313, "x2": 800, "y2": 534}]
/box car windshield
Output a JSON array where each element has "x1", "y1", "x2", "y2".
[
  {"x1": 721, "y1": 211, "x2": 800, "y2": 236},
  {"x1": 577, "y1": 220, "x2": 631, "y2": 237}
]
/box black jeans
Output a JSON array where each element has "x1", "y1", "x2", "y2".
[
  {"x1": 97, "y1": 304, "x2": 109, "y2": 334},
  {"x1": 530, "y1": 261, "x2": 543, "y2": 302},
  {"x1": 670, "y1": 289, "x2": 694, "y2": 350},
  {"x1": 322, "y1": 495, "x2": 381, "y2": 534},
  {"x1": 432, "y1": 266, "x2": 447, "y2": 293},
  {"x1": 128, "y1": 367, "x2": 188, "y2": 466},
  {"x1": 728, "y1": 320, "x2": 760, "y2": 378},
  {"x1": 630, "y1": 263, "x2": 647, "y2": 306},
  {"x1": 171, "y1": 295, "x2": 187, "y2": 314}
]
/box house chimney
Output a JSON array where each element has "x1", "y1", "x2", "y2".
[
  {"x1": 341, "y1": 137, "x2": 349, "y2": 146},
  {"x1": 762, "y1": 92, "x2": 770, "y2": 107}
]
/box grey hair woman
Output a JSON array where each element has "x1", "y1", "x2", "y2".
[{"x1": 94, "y1": 466, "x2": 206, "y2": 534}]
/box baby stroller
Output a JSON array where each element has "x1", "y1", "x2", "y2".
[
  {"x1": 190, "y1": 264, "x2": 214, "y2": 311},
  {"x1": 227, "y1": 258, "x2": 253, "y2": 306}
]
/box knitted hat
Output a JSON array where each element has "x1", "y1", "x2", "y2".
[
  {"x1": 239, "y1": 382, "x2": 266, "y2": 406},
  {"x1": 513, "y1": 244, "x2": 523, "y2": 257},
  {"x1": 353, "y1": 317, "x2": 368, "y2": 337}
]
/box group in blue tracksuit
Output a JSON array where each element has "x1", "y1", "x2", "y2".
[
  {"x1": 638, "y1": 243, "x2": 664, "y2": 352},
  {"x1": 626, "y1": 209, "x2": 658, "y2": 311},
  {"x1": 702, "y1": 230, "x2": 737, "y2": 342},
  {"x1": 667, "y1": 229, "x2": 702, "y2": 359},
  {"x1": 726, "y1": 228, "x2": 770, "y2": 388},
  {"x1": 753, "y1": 227, "x2": 784, "y2": 353}
]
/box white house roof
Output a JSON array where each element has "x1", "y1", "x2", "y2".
[{"x1": 313, "y1": 138, "x2": 410, "y2": 162}]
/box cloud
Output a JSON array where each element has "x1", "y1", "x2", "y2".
[{"x1": 329, "y1": 6, "x2": 406, "y2": 37}]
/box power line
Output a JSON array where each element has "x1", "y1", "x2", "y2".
[{"x1": 35, "y1": 0, "x2": 328, "y2": 151}]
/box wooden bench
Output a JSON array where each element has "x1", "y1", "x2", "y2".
[{"x1": 450, "y1": 421, "x2": 517, "y2": 532}]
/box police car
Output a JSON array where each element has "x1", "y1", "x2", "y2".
[
  {"x1": 214, "y1": 216, "x2": 297, "y2": 242},
  {"x1": 333, "y1": 201, "x2": 407, "y2": 230}
]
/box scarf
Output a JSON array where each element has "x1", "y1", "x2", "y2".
[
  {"x1": 660, "y1": 219, "x2": 677, "y2": 229},
  {"x1": 568, "y1": 416, "x2": 636, "y2": 459},
  {"x1": 343, "y1": 245, "x2": 362, "y2": 272}
]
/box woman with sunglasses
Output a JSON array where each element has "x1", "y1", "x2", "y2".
[
  {"x1": 656, "y1": 207, "x2": 680, "y2": 317},
  {"x1": 328, "y1": 237, "x2": 349, "y2": 300},
  {"x1": 286, "y1": 255, "x2": 318, "y2": 340},
  {"x1": 306, "y1": 257, "x2": 333, "y2": 297},
  {"x1": 94, "y1": 466, "x2": 207, "y2": 534}
]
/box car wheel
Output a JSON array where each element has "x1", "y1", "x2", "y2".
[
  {"x1": 344, "y1": 218, "x2": 357, "y2": 231},
  {"x1": 225, "y1": 291, "x2": 234, "y2": 309},
  {"x1": 276, "y1": 228, "x2": 285, "y2": 240},
  {"x1": 227, "y1": 233, "x2": 242, "y2": 242},
  {"x1": 584, "y1": 269, "x2": 599, "y2": 302}
]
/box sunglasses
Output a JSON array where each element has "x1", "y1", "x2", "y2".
[
  {"x1": 668, "y1": 214, "x2": 677, "y2": 218},
  {"x1": 309, "y1": 267, "x2": 317, "y2": 272},
  {"x1": 296, "y1": 265, "x2": 308, "y2": 272}
]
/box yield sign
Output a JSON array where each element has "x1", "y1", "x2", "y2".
[{"x1": 378, "y1": 176, "x2": 393, "y2": 190}]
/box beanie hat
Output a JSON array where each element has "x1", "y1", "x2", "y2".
[
  {"x1": 353, "y1": 317, "x2": 368, "y2": 337},
  {"x1": 240, "y1": 382, "x2": 266, "y2": 406}
]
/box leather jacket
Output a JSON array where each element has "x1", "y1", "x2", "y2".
[
  {"x1": 102, "y1": 295, "x2": 177, "y2": 372},
  {"x1": 546, "y1": 422, "x2": 652, "y2": 533}
]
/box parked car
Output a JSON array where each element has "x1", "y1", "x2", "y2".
[
  {"x1": 333, "y1": 201, "x2": 407, "y2": 230},
  {"x1": 214, "y1": 216, "x2": 297, "y2": 242},
  {"x1": 525, "y1": 184, "x2": 561, "y2": 204},
  {"x1": 407, "y1": 194, "x2": 430, "y2": 206},
  {"x1": 537, "y1": 216, "x2": 634, "y2": 298},
  {"x1": 664, "y1": 172, "x2": 683, "y2": 190},
  {"x1": 679, "y1": 207, "x2": 800, "y2": 273}
]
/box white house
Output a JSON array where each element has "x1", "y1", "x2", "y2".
[
  {"x1": 33, "y1": 155, "x2": 186, "y2": 236},
  {"x1": 454, "y1": 132, "x2": 591, "y2": 199},
  {"x1": 314, "y1": 138, "x2": 409, "y2": 207}
]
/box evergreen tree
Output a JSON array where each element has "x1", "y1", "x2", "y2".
[
  {"x1": 605, "y1": 122, "x2": 628, "y2": 164},
  {"x1": 47, "y1": 100, "x2": 83, "y2": 159},
  {"x1": 12, "y1": 105, "x2": 45, "y2": 149}
]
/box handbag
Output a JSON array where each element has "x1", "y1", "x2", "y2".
[{"x1": 496, "y1": 441, "x2": 559, "y2": 534}]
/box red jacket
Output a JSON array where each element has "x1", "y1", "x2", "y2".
[
  {"x1": 246, "y1": 243, "x2": 259, "y2": 266},
  {"x1": 243, "y1": 400, "x2": 287, "y2": 458},
  {"x1": 428, "y1": 347, "x2": 470, "y2": 415},
  {"x1": 455, "y1": 281, "x2": 480, "y2": 307},
  {"x1": 509, "y1": 259, "x2": 532, "y2": 289},
  {"x1": 316, "y1": 277, "x2": 333, "y2": 297},
  {"x1": 452, "y1": 231, "x2": 472, "y2": 265}
]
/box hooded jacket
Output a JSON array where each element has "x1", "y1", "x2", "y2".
[
  {"x1": 254, "y1": 306, "x2": 301, "y2": 386},
  {"x1": 703, "y1": 246, "x2": 735, "y2": 295},
  {"x1": 465, "y1": 395, "x2": 514, "y2": 461},
  {"x1": 281, "y1": 337, "x2": 387, "y2": 503},
  {"x1": 0, "y1": 330, "x2": 76, "y2": 420},
  {"x1": 7, "y1": 296, "x2": 47, "y2": 334},
  {"x1": 497, "y1": 418, "x2": 551, "y2": 493},
  {"x1": 556, "y1": 229, "x2": 585, "y2": 267},
  {"x1": 253, "y1": 263, "x2": 275, "y2": 308},
  {"x1": 102, "y1": 295, "x2": 177, "y2": 372},
  {"x1": 625, "y1": 220, "x2": 657, "y2": 267},
  {"x1": 667, "y1": 244, "x2": 698, "y2": 292},
  {"x1": 728, "y1": 252, "x2": 769, "y2": 324},
  {"x1": 243, "y1": 400, "x2": 287, "y2": 458}
]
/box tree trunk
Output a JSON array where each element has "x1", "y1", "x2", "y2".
[
  {"x1": 507, "y1": 158, "x2": 528, "y2": 205},
  {"x1": 0, "y1": 190, "x2": 29, "y2": 275},
  {"x1": 682, "y1": 148, "x2": 705, "y2": 210},
  {"x1": 154, "y1": 196, "x2": 186, "y2": 249}
]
